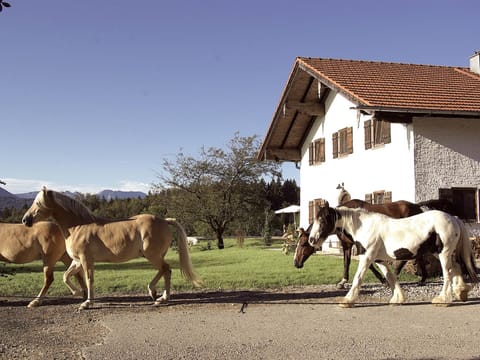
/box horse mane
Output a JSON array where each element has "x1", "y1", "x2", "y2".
[
  {"x1": 336, "y1": 206, "x2": 366, "y2": 231},
  {"x1": 49, "y1": 190, "x2": 98, "y2": 223}
]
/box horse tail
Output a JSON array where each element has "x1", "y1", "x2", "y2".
[
  {"x1": 455, "y1": 217, "x2": 479, "y2": 283},
  {"x1": 165, "y1": 218, "x2": 202, "y2": 287}
]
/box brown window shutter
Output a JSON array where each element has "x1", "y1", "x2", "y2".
[
  {"x1": 384, "y1": 191, "x2": 392, "y2": 203},
  {"x1": 320, "y1": 138, "x2": 325, "y2": 162},
  {"x1": 332, "y1": 132, "x2": 338, "y2": 159},
  {"x1": 309, "y1": 200, "x2": 314, "y2": 224},
  {"x1": 382, "y1": 121, "x2": 391, "y2": 144},
  {"x1": 346, "y1": 127, "x2": 353, "y2": 154},
  {"x1": 364, "y1": 120, "x2": 372, "y2": 149},
  {"x1": 308, "y1": 143, "x2": 315, "y2": 165},
  {"x1": 365, "y1": 193, "x2": 373, "y2": 204}
]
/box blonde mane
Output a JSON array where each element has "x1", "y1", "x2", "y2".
[{"x1": 47, "y1": 190, "x2": 97, "y2": 223}]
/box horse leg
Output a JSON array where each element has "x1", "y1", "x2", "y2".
[
  {"x1": 337, "y1": 241, "x2": 352, "y2": 289},
  {"x1": 63, "y1": 260, "x2": 85, "y2": 297},
  {"x1": 337, "y1": 254, "x2": 372, "y2": 308},
  {"x1": 452, "y1": 260, "x2": 471, "y2": 302},
  {"x1": 393, "y1": 260, "x2": 406, "y2": 277},
  {"x1": 368, "y1": 263, "x2": 387, "y2": 285},
  {"x1": 432, "y1": 250, "x2": 453, "y2": 306},
  {"x1": 376, "y1": 262, "x2": 405, "y2": 305},
  {"x1": 28, "y1": 263, "x2": 54, "y2": 308},
  {"x1": 60, "y1": 253, "x2": 87, "y2": 299},
  {"x1": 78, "y1": 256, "x2": 95, "y2": 310},
  {"x1": 148, "y1": 261, "x2": 171, "y2": 306},
  {"x1": 416, "y1": 254, "x2": 428, "y2": 286}
]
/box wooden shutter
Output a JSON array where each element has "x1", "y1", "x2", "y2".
[
  {"x1": 346, "y1": 127, "x2": 353, "y2": 154},
  {"x1": 332, "y1": 132, "x2": 338, "y2": 159},
  {"x1": 308, "y1": 200, "x2": 314, "y2": 224},
  {"x1": 384, "y1": 191, "x2": 392, "y2": 203},
  {"x1": 364, "y1": 120, "x2": 372, "y2": 149},
  {"x1": 365, "y1": 193, "x2": 373, "y2": 204},
  {"x1": 381, "y1": 121, "x2": 391, "y2": 144},
  {"x1": 318, "y1": 138, "x2": 325, "y2": 163},
  {"x1": 309, "y1": 143, "x2": 314, "y2": 165}
]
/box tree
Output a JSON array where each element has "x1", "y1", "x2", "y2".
[
  {"x1": 0, "y1": 1, "x2": 11, "y2": 12},
  {"x1": 155, "y1": 133, "x2": 281, "y2": 249}
]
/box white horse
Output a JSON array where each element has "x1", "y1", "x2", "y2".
[{"x1": 309, "y1": 201, "x2": 478, "y2": 307}]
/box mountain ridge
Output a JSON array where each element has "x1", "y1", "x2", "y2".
[{"x1": 0, "y1": 188, "x2": 147, "y2": 209}]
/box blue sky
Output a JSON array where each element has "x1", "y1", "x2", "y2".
[{"x1": 1, "y1": 0, "x2": 478, "y2": 194}]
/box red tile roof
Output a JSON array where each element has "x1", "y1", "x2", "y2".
[{"x1": 298, "y1": 57, "x2": 480, "y2": 112}]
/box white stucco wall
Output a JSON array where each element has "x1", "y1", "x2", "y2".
[
  {"x1": 413, "y1": 117, "x2": 480, "y2": 201},
  {"x1": 299, "y1": 92, "x2": 416, "y2": 228}
]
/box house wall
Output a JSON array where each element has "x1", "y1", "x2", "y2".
[
  {"x1": 299, "y1": 92, "x2": 416, "y2": 228},
  {"x1": 413, "y1": 117, "x2": 480, "y2": 201}
]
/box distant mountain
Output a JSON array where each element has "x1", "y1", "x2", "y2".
[
  {"x1": 0, "y1": 188, "x2": 33, "y2": 210},
  {"x1": 15, "y1": 192, "x2": 38, "y2": 199},
  {"x1": 0, "y1": 188, "x2": 147, "y2": 210},
  {"x1": 97, "y1": 190, "x2": 147, "y2": 201}
]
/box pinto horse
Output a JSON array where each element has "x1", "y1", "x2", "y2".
[
  {"x1": 308, "y1": 201, "x2": 478, "y2": 307},
  {"x1": 295, "y1": 198, "x2": 457, "y2": 288},
  {"x1": 22, "y1": 187, "x2": 201, "y2": 310},
  {"x1": 0, "y1": 221, "x2": 83, "y2": 307}
]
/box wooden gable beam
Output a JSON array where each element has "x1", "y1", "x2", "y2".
[
  {"x1": 285, "y1": 101, "x2": 325, "y2": 117},
  {"x1": 265, "y1": 147, "x2": 301, "y2": 162}
]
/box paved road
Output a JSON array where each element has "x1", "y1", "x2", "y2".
[{"x1": 82, "y1": 291, "x2": 480, "y2": 360}]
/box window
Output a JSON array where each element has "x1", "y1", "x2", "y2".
[
  {"x1": 309, "y1": 198, "x2": 326, "y2": 224},
  {"x1": 365, "y1": 191, "x2": 392, "y2": 204},
  {"x1": 332, "y1": 127, "x2": 353, "y2": 158},
  {"x1": 364, "y1": 119, "x2": 391, "y2": 149},
  {"x1": 308, "y1": 138, "x2": 325, "y2": 165},
  {"x1": 439, "y1": 187, "x2": 479, "y2": 222}
]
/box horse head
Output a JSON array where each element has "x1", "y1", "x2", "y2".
[
  {"x1": 309, "y1": 201, "x2": 338, "y2": 249},
  {"x1": 294, "y1": 225, "x2": 315, "y2": 268},
  {"x1": 22, "y1": 187, "x2": 55, "y2": 227}
]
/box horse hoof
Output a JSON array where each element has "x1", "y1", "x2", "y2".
[
  {"x1": 153, "y1": 298, "x2": 168, "y2": 307},
  {"x1": 336, "y1": 283, "x2": 345, "y2": 290},
  {"x1": 335, "y1": 297, "x2": 354, "y2": 308},
  {"x1": 457, "y1": 289, "x2": 470, "y2": 302},
  {"x1": 79, "y1": 301, "x2": 93, "y2": 310},
  {"x1": 27, "y1": 299, "x2": 41, "y2": 308},
  {"x1": 432, "y1": 296, "x2": 451, "y2": 307},
  {"x1": 148, "y1": 289, "x2": 157, "y2": 301}
]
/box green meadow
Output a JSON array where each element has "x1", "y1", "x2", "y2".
[{"x1": 0, "y1": 238, "x2": 416, "y2": 298}]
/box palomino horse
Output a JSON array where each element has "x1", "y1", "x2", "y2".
[
  {"x1": 22, "y1": 187, "x2": 201, "y2": 310},
  {"x1": 308, "y1": 201, "x2": 478, "y2": 307},
  {"x1": 0, "y1": 221, "x2": 82, "y2": 307},
  {"x1": 295, "y1": 198, "x2": 458, "y2": 289}
]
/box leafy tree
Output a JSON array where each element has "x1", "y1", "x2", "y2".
[
  {"x1": 0, "y1": 1, "x2": 11, "y2": 13},
  {"x1": 155, "y1": 133, "x2": 281, "y2": 249}
]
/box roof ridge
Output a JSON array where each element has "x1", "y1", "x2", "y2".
[{"x1": 297, "y1": 56, "x2": 466, "y2": 69}]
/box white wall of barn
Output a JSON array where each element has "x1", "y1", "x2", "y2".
[
  {"x1": 298, "y1": 91, "x2": 416, "y2": 228},
  {"x1": 413, "y1": 116, "x2": 480, "y2": 201}
]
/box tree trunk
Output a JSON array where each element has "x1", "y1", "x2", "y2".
[{"x1": 216, "y1": 234, "x2": 225, "y2": 249}]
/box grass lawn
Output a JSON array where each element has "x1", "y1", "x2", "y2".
[{"x1": 0, "y1": 238, "x2": 417, "y2": 298}]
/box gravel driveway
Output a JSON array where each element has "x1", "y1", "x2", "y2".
[{"x1": 2, "y1": 282, "x2": 480, "y2": 359}]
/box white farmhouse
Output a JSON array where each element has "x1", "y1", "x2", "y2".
[{"x1": 258, "y1": 53, "x2": 480, "y2": 229}]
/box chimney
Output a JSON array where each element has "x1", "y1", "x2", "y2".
[{"x1": 469, "y1": 51, "x2": 480, "y2": 75}]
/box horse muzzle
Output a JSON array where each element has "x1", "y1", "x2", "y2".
[
  {"x1": 22, "y1": 215, "x2": 33, "y2": 227},
  {"x1": 294, "y1": 260, "x2": 304, "y2": 269}
]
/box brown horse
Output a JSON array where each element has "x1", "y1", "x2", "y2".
[
  {"x1": 0, "y1": 221, "x2": 82, "y2": 307},
  {"x1": 22, "y1": 187, "x2": 201, "y2": 310},
  {"x1": 295, "y1": 199, "x2": 458, "y2": 288}
]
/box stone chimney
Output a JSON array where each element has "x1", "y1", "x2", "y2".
[{"x1": 469, "y1": 51, "x2": 480, "y2": 75}]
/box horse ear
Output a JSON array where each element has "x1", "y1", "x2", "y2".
[{"x1": 324, "y1": 200, "x2": 329, "y2": 208}]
